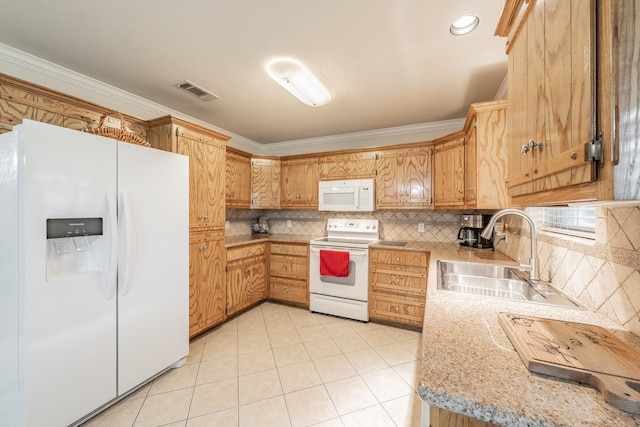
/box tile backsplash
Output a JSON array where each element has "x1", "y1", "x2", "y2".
[
  {"x1": 496, "y1": 206, "x2": 640, "y2": 335},
  {"x1": 226, "y1": 208, "x2": 476, "y2": 243}
]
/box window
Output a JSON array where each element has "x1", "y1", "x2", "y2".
[{"x1": 528, "y1": 206, "x2": 596, "y2": 238}]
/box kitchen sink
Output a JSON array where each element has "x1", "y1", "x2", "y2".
[
  {"x1": 375, "y1": 240, "x2": 407, "y2": 247},
  {"x1": 437, "y1": 260, "x2": 581, "y2": 309}
]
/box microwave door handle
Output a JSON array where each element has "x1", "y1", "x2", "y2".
[{"x1": 354, "y1": 186, "x2": 360, "y2": 208}]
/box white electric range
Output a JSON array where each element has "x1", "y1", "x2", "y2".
[{"x1": 309, "y1": 218, "x2": 379, "y2": 321}]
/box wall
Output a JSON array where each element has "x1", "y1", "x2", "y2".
[{"x1": 496, "y1": 206, "x2": 640, "y2": 335}]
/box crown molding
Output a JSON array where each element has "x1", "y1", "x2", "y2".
[
  {"x1": 260, "y1": 119, "x2": 466, "y2": 157},
  {"x1": 0, "y1": 42, "x2": 468, "y2": 156},
  {"x1": 0, "y1": 43, "x2": 261, "y2": 152}
]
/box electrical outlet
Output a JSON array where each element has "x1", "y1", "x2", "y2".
[
  {"x1": 287, "y1": 220, "x2": 292, "y2": 228},
  {"x1": 418, "y1": 222, "x2": 425, "y2": 232},
  {"x1": 225, "y1": 220, "x2": 230, "y2": 230}
]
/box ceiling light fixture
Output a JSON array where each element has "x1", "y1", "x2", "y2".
[
  {"x1": 266, "y1": 58, "x2": 331, "y2": 107},
  {"x1": 450, "y1": 15, "x2": 480, "y2": 36}
]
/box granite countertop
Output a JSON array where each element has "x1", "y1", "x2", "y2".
[
  {"x1": 225, "y1": 234, "x2": 318, "y2": 248},
  {"x1": 418, "y1": 243, "x2": 640, "y2": 426}
]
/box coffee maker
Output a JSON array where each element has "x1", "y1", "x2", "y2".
[{"x1": 457, "y1": 213, "x2": 493, "y2": 249}]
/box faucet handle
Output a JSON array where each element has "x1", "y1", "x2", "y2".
[{"x1": 517, "y1": 256, "x2": 533, "y2": 272}]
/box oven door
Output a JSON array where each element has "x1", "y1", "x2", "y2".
[{"x1": 309, "y1": 245, "x2": 369, "y2": 301}]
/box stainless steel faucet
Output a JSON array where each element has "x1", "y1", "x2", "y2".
[{"x1": 481, "y1": 208, "x2": 539, "y2": 281}]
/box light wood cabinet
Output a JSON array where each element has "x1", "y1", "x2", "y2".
[
  {"x1": 147, "y1": 116, "x2": 230, "y2": 337},
  {"x1": 432, "y1": 132, "x2": 465, "y2": 208},
  {"x1": 376, "y1": 145, "x2": 433, "y2": 209},
  {"x1": 319, "y1": 151, "x2": 377, "y2": 180},
  {"x1": 226, "y1": 243, "x2": 268, "y2": 316},
  {"x1": 462, "y1": 101, "x2": 509, "y2": 209},
  {"x1": 430, "y1": 406, "x2": 497, "y2": 427},
  {"x1": 189, "y1": 230, "x2": 226, "y2": 337},
  {"x1": 251, "y1": 157, "x2": 281, "y2": 209},
  {"x1": 498, "y1": 0, "x2": 599, "y2": 205},
  {"x1": 369, "y1": 248, "x2": 429, "y2": 328},
  {"x1": 269, "y1": 242, "x2": 309, "y2": 306},
  {"x1": 226, "y1": 148, "x2": 252, "y2": 208},
  {"x1": 148, "y1": 116, "x2": 229, "y2": 229},
  {"x1": 281, "y1": 157, "x2": 320, "y2": 209}
]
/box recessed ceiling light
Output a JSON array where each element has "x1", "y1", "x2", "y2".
[
  {"x1": 266, "y1": 58, "x2": 331, "y2": 107},
  {"x1": 450, "y1": 15, "x2": 479, "y2": 36}
]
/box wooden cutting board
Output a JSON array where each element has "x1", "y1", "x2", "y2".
[{"x1": 498, "y1": 312, "x2": 640, "y2": 414}]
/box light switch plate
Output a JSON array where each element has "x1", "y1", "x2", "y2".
[
  {"x1": 225, "y1": 221, "x2": 230, "y2": 230},
  {"x1": 287, "y1": 220, "x2": 292, "y2": 228},
  {"x1": 418, "y1": 222, "x2": 425, "y2": 232}
]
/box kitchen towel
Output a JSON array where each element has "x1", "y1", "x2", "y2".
[{"x1": 319, "y1": 250, "x2": 350, "y2": 277}]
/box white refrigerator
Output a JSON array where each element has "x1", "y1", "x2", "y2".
[{"x1": 0, "y1": 120, "x2": 189, "y2": 426}]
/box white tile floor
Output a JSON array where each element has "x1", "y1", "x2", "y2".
[{"x1": 83, "y1": 302, "x2": 424, "y2": 427}]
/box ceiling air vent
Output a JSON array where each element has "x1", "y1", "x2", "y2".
[{"x1": 175, "y1": 80, "x2": 218, "y2": 101}]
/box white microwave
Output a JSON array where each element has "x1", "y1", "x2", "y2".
[{"x1": 318, "y1": 179, "x2": 375, "y2": 212}]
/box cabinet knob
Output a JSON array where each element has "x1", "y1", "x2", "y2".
[
  {"x1": 244, "y1": 268, "x2": 251, "y2": 274},
  {"x1": 396, "y1": 257, "x2": 401, "y2": 262}
]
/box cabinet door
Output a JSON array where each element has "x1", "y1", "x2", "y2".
[
  {"x1": 251, "y1": 158, "x2": 281, "y2": 209},
  {"x1": 506, "y1": 0, "x2": 596, "y2": 202},
  {"x1": 177, "y1": 134, "x2": 225, "y2": 229},
  {"x1": 319, "y1": 152, "x2": 377, "y2": 179},
  {"x1": 227, "y1": 254, "x2": 267, "y2": 316},
  {"x1": 281, "y1": 157, "x2": 319, "y2": 208},
  {"x1": 202, "y1": 141, "x2": 225, "y2": 228},
  {"x1": 433, "y1": 136, "x2": 465, "y2": 207},
  {"x1": 470, "y1": 101, "x2": 509, "y2": 209},
  {"x1": 375, "y1": 152, "x2": 403, "y2": 208},
  {"x1": 376, "y1": 147, "x2": 432, "y2": 209},
  {"x1": 189, "y1": 234, "x2": 226, "y2": 337},
  {"x1": 177, "y1": 136, "x2": 204, "y2": 227},
  {"x1": 465, "y1": 126, "x2": 478, "y2": 207},
  {"x1": 226, "y1": 151, "x2": 251, "y2": 208},
  {"x1": 403, "y1": 148, "x2": 432, "y2": 208}
]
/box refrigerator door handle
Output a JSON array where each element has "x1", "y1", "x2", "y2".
[
  {"x1": 105, "y1": 190, "x2": 118, "y2": 298},
  {"x1": 118, "y1": 190, "x2": 135, "y2": 296}
]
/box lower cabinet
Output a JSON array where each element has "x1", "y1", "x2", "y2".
[
  {"x1": 269, "y1": 242, "x2": 309, "y2": 306},
  {"x1": 430, "y1": 406, "x2": 498, "y2": 427},
  {"x1": 226, "y1": 242, "x2": 267, "y2": 316},
  {"x1": 189, "y1": 229, "x2": 226, "y2": 338},
  {"x1": 369, "y1": 248, "x2": 429, "y2": 328}
]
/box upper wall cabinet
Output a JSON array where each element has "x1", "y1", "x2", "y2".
[
  {"x1": 463, "y1": 100, "x2": 510, "y2": 209},
  {"x1": 251, "y1": 157, "x2": 281, "y2": 209},
  {"x1": 281, "y1": 157, "x2": 320, "y2": 209},
  {"x1": 497, "y1": 0, "x2": 639, "y2": 204},
  {"x1": 226, "y1": 148, "x2": 252, "y2": 209},
  {"x1": 432, "y1": 132, "x2": 465, "y2": 208},
  {"x1": 319, "y1": 151, "x2": 378, "y2": 180},
  {"x1": 502, "y1": 0, "x2": 596, "y2": 205},
  {"x1": 376, "y1": 145, "x2": 433, "y2": 209},
  {"x1": 147, "y1": 116, "x2": 228, "y2": 230}
]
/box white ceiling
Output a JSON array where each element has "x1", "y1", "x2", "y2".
[{"x1": 0, "y1": 0, "x2": 508, "y2": 145}]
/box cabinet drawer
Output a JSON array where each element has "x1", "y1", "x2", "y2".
[
  {"x1": 371, "y1": 273, "x2": 426, "y2": 296},
  {"x1": 227, "y1": 243, "x2": 266, "y2": 262},
  {"x1": 370, "y1": 249, "x2": 429, "y2": 267},
  {"x1": 270, "y1": 277, "x2": 308, "y2": 304},
  {"x1": 370, "y1": 292, "x2": 425, "y2": 326},
  {"x1": 271, "y1": 243, "x2": 308, "y2": 256},
  {"x1": 270, "y1": 254, "x2": 307, "y2": 279}
]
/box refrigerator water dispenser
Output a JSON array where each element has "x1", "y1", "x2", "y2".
[{"x1": 46, "y1": 218, "x2": 104, "y2": 281}]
